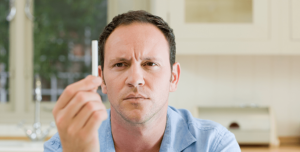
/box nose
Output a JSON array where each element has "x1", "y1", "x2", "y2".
[{"x1": 125, "y1": 63, "x2": 145, "y2": 87}]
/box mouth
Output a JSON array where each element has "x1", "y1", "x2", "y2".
[
  {"x1": 123, "y1": 94, "x2": 149, "y2": 101},
  {"x1": 124, "y1": 97, "x2": 146, "y2": 100}
]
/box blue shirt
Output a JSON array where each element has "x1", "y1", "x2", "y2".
[{"x1": 44, "y1": 106, "x2": 241, "y2": 152}]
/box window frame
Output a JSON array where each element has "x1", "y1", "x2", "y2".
[
  {"x1": 0, "y1": 0, "x2": 148, "y2": 123},
  {"x1": 0, "y1": 0, "x2": 54, "y2": 124}
]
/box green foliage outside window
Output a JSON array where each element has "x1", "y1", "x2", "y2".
[
  {"x1": 33, "y1": 0, "x2": 107, "y2": 81},
  {"x1": 0, "y1": 0, "x2": 9, "y2": 72}
]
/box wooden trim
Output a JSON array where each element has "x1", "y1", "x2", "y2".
[
  {"x1": 279, "y1": 136, "x2": 300, "y2": 145},
  {"x1": 0, "y1": 136, "x2": 51, "y2": 141}
]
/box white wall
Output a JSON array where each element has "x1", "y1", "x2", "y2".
[{"x1": 169, "y1": 55, "x2": 300, "y2": 137}]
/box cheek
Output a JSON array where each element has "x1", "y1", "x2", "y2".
[
  {"x1": 147, "y1": 77, "x2": 170, "y2": 107},
  {"x1": 104, "y1": 72, "x2": 127, "y2": 100},
  {"x1": 106, "y1": 75, "x2": 122, "y2": 91},
  {"x1": 150, "y1": 73, "x2": 170, "y2": 86},
  {"x1": 146, "y1": 68, "x2": 171, "y2": 94}
]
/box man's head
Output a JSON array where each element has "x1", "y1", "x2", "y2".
[
  {"x1": 97, "y1": 10, "x2": 180, "y2": 125},
  {"x1": 99, "y1": 10, "x2": 176, "y2": 73}
]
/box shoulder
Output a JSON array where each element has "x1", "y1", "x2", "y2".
[
  {"x1": 168, "y1": 106, "x2": 226, "y2": 133},
  {"x1": 168, "y1": 106, "x2": 241, "y2": 152}
]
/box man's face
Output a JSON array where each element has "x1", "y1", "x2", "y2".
[{"x1": 99, "y1": 22, "x2": 177, "y2": 124}]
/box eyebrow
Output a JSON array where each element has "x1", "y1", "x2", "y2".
[
  {"x1": 108, "y1": 57, "x2": 162, "y2": 64},
  {"x1": 142, "y1": 57, "x2": 162, "y2": 61},
  {"x1": 108, "y1": 58, "x2": 130, "y2": 65}
]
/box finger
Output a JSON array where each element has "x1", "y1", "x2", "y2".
[
  {"x1": 54, "y1": 75, "x2": 102, "y2": 112},
  {"x1": 91, "y1": 86, "x2": 99, "y2": 93},
  {"x1": 69, "y1": 101, "x2": 106, "y2": 132},
  {"x1": 83, "y1": 109, "x2": 108, "y2": 134},
  {"x1": 61, "y1": 91, "x2": 102, "y2": 120}
]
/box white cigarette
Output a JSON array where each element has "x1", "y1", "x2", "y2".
[{"x1": 92, "y1": 40, "x2": 98, "y2": 77}]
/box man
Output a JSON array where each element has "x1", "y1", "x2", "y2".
[{"x1": 44, "y1": 10, "x2": 241, "y2": 152}]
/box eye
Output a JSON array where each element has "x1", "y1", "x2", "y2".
[
  {"x1": 114, "y1": 63, "x2": 126, "y2": 67},
  {"x1": 144, "y1": 62, "x2": 157, "y2": 66}
]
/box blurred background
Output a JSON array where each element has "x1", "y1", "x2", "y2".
[{"x1": 0, "y1": 0, "x2": 300, "y2": 151}]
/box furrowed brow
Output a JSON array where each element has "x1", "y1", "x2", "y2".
[
  {"x1": 109, "y1": 58, "x2": 130, "y2": 64},
  {"x1": 142, "y1": 57, "x2": 162, "y2": 62}
]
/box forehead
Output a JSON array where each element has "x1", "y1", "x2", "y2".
[{"x1": 104, "y1": 22, "x2": 169, "y2": 60}]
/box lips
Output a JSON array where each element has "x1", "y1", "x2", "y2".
[{"x1": 123, "y1": 94, "x2": 148, "y2": 100}]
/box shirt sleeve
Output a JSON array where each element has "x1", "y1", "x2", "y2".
[
  {"x1": 213, "y1": 131, "x2": 241, "y2": 152},
  {"x1": 44, "y1": 133, "x2": 63, "y2": 152}
]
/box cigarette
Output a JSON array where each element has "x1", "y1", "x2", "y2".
[{"x1": 92, "y1": 40, "x2": 98, "y2": 77}]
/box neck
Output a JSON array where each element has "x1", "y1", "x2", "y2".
[{"x1": 110, "y1": 106, "x2": 168, "y2": 152}]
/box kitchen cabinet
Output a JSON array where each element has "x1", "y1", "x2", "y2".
[
  {"x1": 291, "y1": 0, "x2": 300, "y2": 40},
  {"x1": 151, "y1": 0, "x2": 300, "y2": 55},
  {"x1": 108, "y1": 0, "x2": 300, "y2": 55},
  {"x1": 193, "y1": 106, "x2": 279, "y2": 146},
  {"x1": 280, "y1": 0, "x2": 300, "y2": 54},
  {"x1": 168, "y1": 0, "x2": 269, "y2": 40}
]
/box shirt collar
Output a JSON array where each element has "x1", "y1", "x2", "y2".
[
  {"x1": 159, "y1": 106, "x2": 196, "y2": 152},
  {"x1": 99, "y1": 109, "x2": 115, "y2": 152},
  {"x1": 99, "y1": 107, "x2": 197, "y2": 152}
]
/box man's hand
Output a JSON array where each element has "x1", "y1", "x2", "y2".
[{"x1": 52, "y1": 75, "x2": 108, "y2": 152}]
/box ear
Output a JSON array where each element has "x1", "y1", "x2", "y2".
[
  {"x1": 170, "y1": 62, "x2": 181, "y2": 92},
  {"x1": 98, "y1": 65, "x2": 107, "y2": 94}
]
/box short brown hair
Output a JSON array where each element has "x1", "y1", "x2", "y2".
[{"x1": 98, "y1": 10, "x2": 176, "y2": 72}]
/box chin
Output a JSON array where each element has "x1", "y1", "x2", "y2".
[
  {"x1": 111, "y1": 99, "x2": 167, "y2": 124},
  {"x1": 118, "y1": 104, "x2": 154, "y2": 124},
  {"x1": 123, "y1": 108, "x2": 150, "y2": 123}
]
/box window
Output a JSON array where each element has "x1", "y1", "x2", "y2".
[
  {"x1": 0, "y1": 0, "x2": 108, "y2": 122},
  {"x1": 0, "y1": 0, "x2": 10, "y2": 103},
  {"x1": 33, "y1": 0, "x2": 108, "y2": 102}
]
